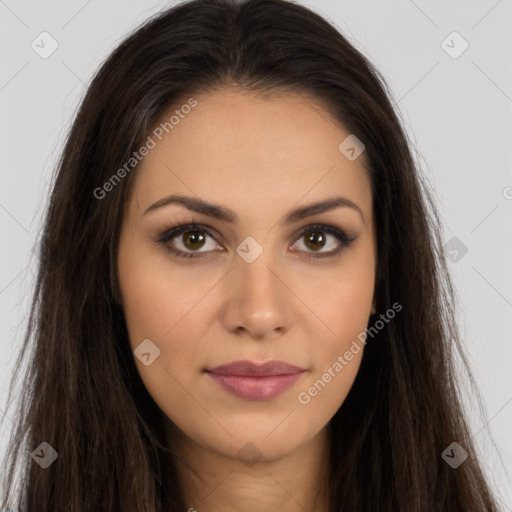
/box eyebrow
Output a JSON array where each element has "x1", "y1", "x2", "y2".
[{"x1": 143, "y1": 194, "x2": 364, "y2": 224}]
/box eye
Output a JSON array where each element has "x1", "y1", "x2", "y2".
[
  {"x1": 155, "y1": 222, "x2": 357, "y2": 260},
  {"x1": 291, "y1": 224, "x2": 357, "y2": 259},
  {"x1": 156, "y1": 222, "x2": 221, "y2": 259}
]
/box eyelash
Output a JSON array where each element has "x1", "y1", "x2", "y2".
[{"x1": 155, "y1": 221, "x2": 357, "y2": 260}]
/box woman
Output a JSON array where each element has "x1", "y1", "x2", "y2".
[{"x1": 0, "y1": 0, "x2": 502, "y2": 510}]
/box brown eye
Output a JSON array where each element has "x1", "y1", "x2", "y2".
[
  {"x1": 156, "y1": 222, "x2": 356, "y2": 260},
  {"x1": 181, "y1": 230, "x2": 207, "y2": 251},
  {"x1": 303, "y1": 230, "x2": 327, "y2": 251},
  {"x1": 156, "y1": 223, "x2": 221, "y2": 259},
  {"x1": 292, "y1": 224, "x2": 356, "y2": 259}
]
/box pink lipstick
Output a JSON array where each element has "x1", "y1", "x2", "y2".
[{"x1": 205, "y1": 360, "x2": 305, "y2": 400}]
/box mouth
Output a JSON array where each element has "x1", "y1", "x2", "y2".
[{"x1": 204, "y1": 360, "x2": 306, "y2": 400}]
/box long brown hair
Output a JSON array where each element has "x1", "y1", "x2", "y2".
[{"x1": 1, "y1": 0, "x2": 502, "y2": 510}]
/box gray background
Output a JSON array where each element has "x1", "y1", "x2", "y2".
[{"x1": 1, "y1": 0, "x2": 511, "y2": 508}]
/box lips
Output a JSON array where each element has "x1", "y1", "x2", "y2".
[
  {"x1": 205, "y1": 360, "x2": 306, "y2": 400},
  {"x1": 205, "y1": 359, "x2": 305, "y2": 376}
]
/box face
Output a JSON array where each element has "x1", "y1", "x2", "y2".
[{"x1": 117, "y1": 87, "x2": 377, "y2": 465}]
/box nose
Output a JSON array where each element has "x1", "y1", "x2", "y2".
[{"x1": 220, "y1": 252, "x2": 294, "y2": 339}]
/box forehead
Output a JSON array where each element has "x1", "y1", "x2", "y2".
[{"x1": 128, "y1": 87, "x2": 372, "y2": 224}]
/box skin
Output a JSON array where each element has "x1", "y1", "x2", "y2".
[{"x1": 117, "y1": 87, "x2": 377, "y2": 512}]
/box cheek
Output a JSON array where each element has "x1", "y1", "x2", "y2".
[
  {"x1": 118, "y1": 236, "x2": 212, "y2": 349},
  {"x1": 296, "y1": 351, "x2": 362, "y2": 427},
  {"x1": 295, "y1": 291, "x2": 368, "y2": 424},
  {"x1": 120, "y1": 273, "x2": 215, "y2": 401},
  {"x1": 117, "y1": 256, "x2": 211, "y2": 429},
  {"x1": 294, "y1": 255, "x2": 375, "y2": 341},
  {"x1": 293, "y1": 257, "x2": 374, "y2": 414},
  {"x1": 328, "y1": 277, "x2": 373, "y2": 342},
  {"x1": 117, "y1": 239, "x2": 224, "y2": 367}
]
